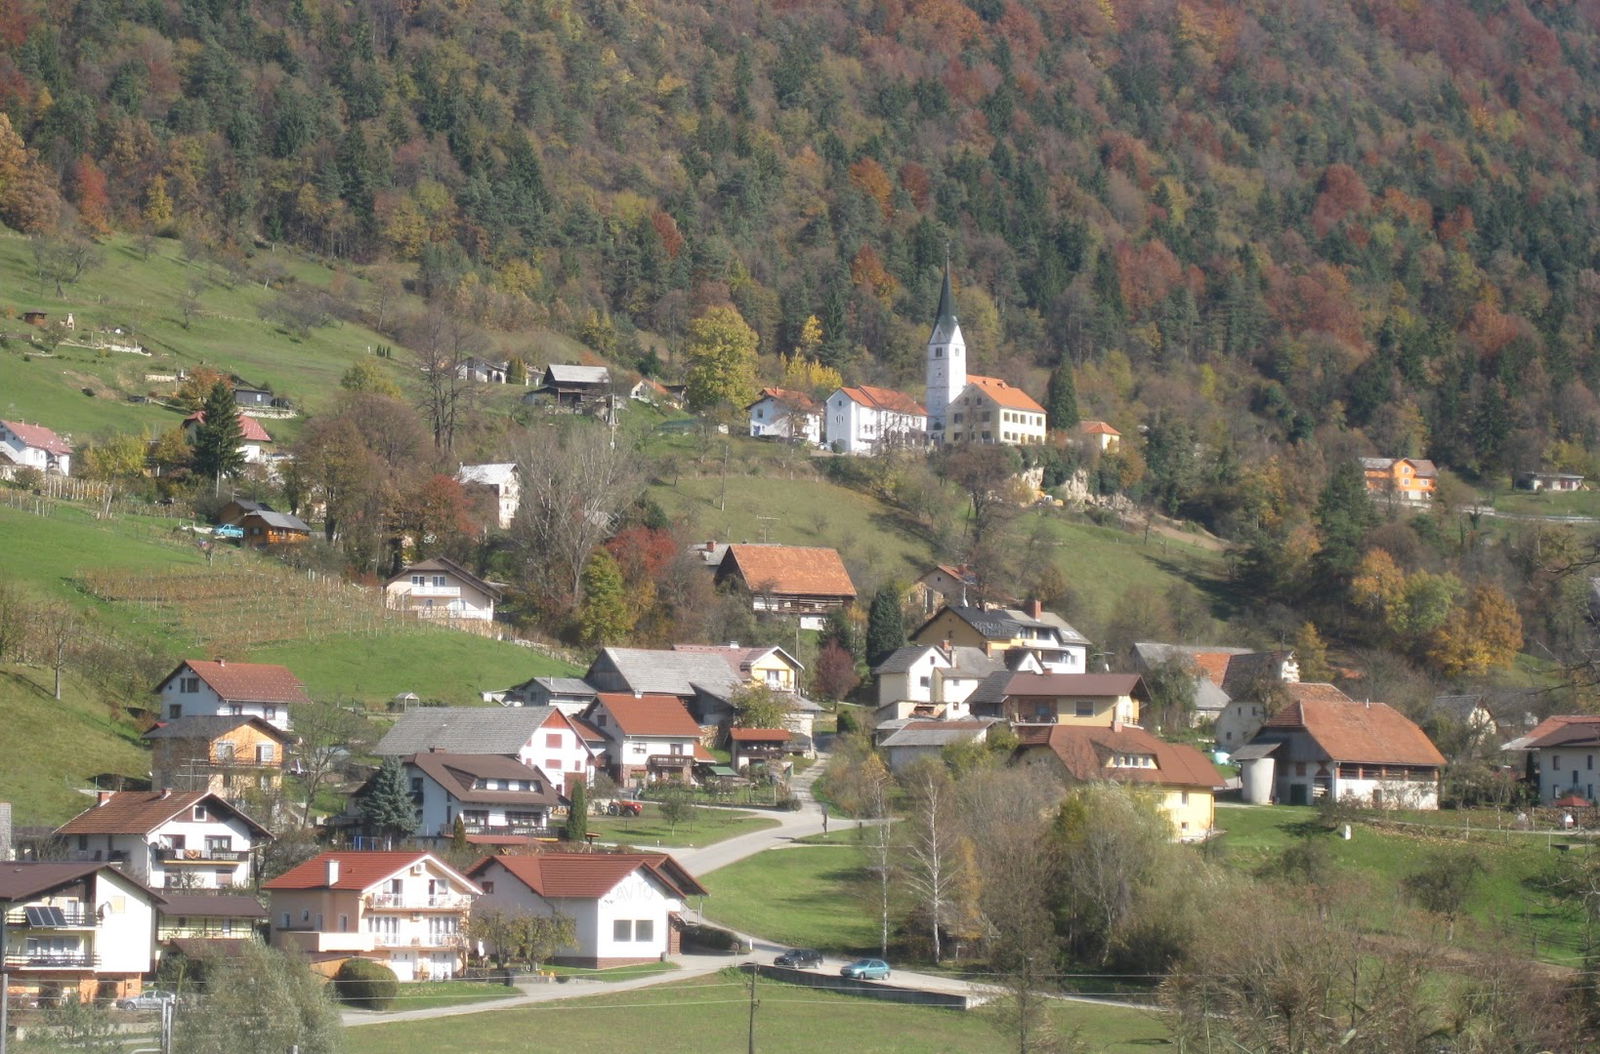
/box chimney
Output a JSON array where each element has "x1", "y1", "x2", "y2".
[
  {"x1": 326, "y1": 858, "x2": 340, "y2": 885},
  {"x1": 726, "y1": 641, "x2": 740, "y2": 649},
  {"x1": 96, "y1": 790, "x2": 114, "y2": 806},
  {"x1": 158, "y1": 787, "x2": 172, "y2": 800},
  {"x1": 216, "y1": 658, "x2": 226, "y2": 667},
  {"x1": 1028, "y1": 599, "x2": 1043, "y2": 619}
]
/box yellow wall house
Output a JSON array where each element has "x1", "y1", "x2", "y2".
[
  {"x1": 144, "y1": 716, "x2": 292, "y2": 796},
  {"x1": 978, "y1": 673, "x2": 1148, "y2": 727},
  {"x1": 1360, "y1": 457, "x2": 1437, "y2": 503},
  {"x1": 945, "y1": 375, "x2": 1047, "y2": 446},
  {"x1": 1014, "y1": 723, "x2": 1223, "y2": 841}
]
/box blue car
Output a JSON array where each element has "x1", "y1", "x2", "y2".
[{"x1": 840, "y1": 958, "x2": 890, "y2": 980}]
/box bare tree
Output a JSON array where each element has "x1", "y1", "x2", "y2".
[
  {"x1": 30, "y1": 601, "x2": 80, "y2": 701},
  {"x1": 290, "y1": 700, "x2": 375, "y2": 816},
  {"x1": 512, "y1": 420, "x2": 643, "y2": 610},
  {"x1": 408, "y1": 311, "x2": 481, "y2": 450},
  {"x1": 897, "y1": 758, "x2": 967, "y2": 963}
]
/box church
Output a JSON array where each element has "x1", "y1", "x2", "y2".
[{"x1": 925, "y1": 264, "x2": 1048, "y2": 447}]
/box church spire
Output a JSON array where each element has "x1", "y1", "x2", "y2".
[{"x1": 935, "y1": 249, "x2": 956, "y2": 329}]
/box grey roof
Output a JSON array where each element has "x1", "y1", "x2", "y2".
[
  {"x1": 543, "y1": 364, "x2": 611, "y2": 385},
  {"x1": 966, "y1": 670, "x2": 1014, "y2": 710},
  {"x1": 873, "y1": 645, "x2": 938, "y2": 675},
  {"x1": 590, "y1": 648, "x2": 745, "y2": 698},
  {"x1": 1131, "y1": 642, "x2": 1251, "y2": 668},
  {"x1": 881, "y1": 720, "x2": 998, "y2": 749},
  {"x1": 143, "y1": 715, "x2": 289, "y2": 742},
  {"x1": 929, "y1": 262, "x2": 959, "y2": 344},
  {"x1": 246, "y1": 510, "x2": 311, "y2": 532},
  {"x1": 386, "y1": 556, "x2": 502, "y2": 599},
  {"x1": 1431, "y1": 694, "x2": 1489, "y2": 722},
  {"x1": 1000, "y1": 608, "x2": 1091, "y2": 647},
  {"x1": 1231, "y1": 742, "x2": 1280, "y2": 760},
  {"x1": 374, "y1": 706, "x2": 556, "y2": 756},
  {"x1": 920, "y1": 605, "x2": 1089, "y2": 649},
  {"x1": 533, "y1": 677, "x2": 598, "y2": 697},
  {"x1": 158, "y1": 893, "x2": 267, "y2": 919},
  {"x1": 1193, "y1": 678, "x2": 1231, "y2": 715}
]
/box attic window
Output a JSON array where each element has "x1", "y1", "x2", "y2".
[
  {"x1": 192, "y1": 805, "x2": 209, "y2": 821},
  {"x1": 180, "y1": 677, "x2": 200, "y2": 693}
]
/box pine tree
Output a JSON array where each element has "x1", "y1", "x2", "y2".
[
  {"x1": 1045, "y1": 364, "x2": 1080, "y2": 432},
  {"x1": 360, "y1": 758, "x2": 418, "y2": 841},
  {"x1": 865, "y1": 585, "x2": 906, "y2": 666},
  {"x1": 565, "y1": 782, "x2": 588, "y2": 843},
  {"x1": 578, "y1": 549, "x2": 632, "y2": 644},
  {"x1": 190, "y1": 380, "x2": 246, "y2": 486}
]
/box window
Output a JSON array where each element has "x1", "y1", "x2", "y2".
[
  {"x1": 482, "y1": 881, "x2": 495, "y2": 894},
  {"x1": 1074, "y1": 701, "x2": 1094, "y2": 718},
  {"x1": 613, "y1": 919, "x2": 633, "y2": 942},
  {"x1": 205, "y1": 836, "x2": 231, "y2": 853},
  {"x1": 216, "y1": 741, "x2": 236, "y2": 761},
  {"x1": 462, "y1": 811, "x2": 489, "y2": 825},
  {"x1": 935, "y1": 348, "x2": 942, "y2": 358},
  {"x1": 387, "y1": 878, "x2": 402, "y2": 894},
  {"x1": 546, "y1": 733, "x2": 562, "y2": 748},
  {"x1": 282, "y1": 912, "x2": 291, "y2": 929},
  {"x1": 1181, "y1": 792, "x2": 1190, "y2": 805},
  {"x1": 411, "y1": 576, "x2": 424, "y2": 587},
  {"x1": 1590, "y1": 755, "x2": 1595, "y2": 771},
  {"x1": 411, "y1": 777, "x2": 424, "y2": 794},
  {"x1": 635, "y1": 919, "x2": 655, "y2": 942},
  {"x1": 180, "y1": 676, "x2": 200, "y2": 693},
  {"x1": 77, "y1": 835, "x2": 88, "y2": 850},
  {"x1": 264, "y1": 706, "x2": 277, "y2": 721},
  {"x1": 169, "y1": 704, "x2": 183, "y2": 720},
  {"x1": 256, "y1": 744, "x2": 274, "y2": 764},
  {"x1": 1555, "y1": 755, "x2": 1562, "y2": 770},
  {"x1": 546, "y1": 758, "x2": 562, "y2": 771},
  {"x1": 338, "y1": 915, "x2": 349, "y2": 932},
  {"x1": 192, "y1": 805, "x2": 209, "y2": 821},
  {"x1": 670, "y1": 743, "x2": 684, "y2": 755},
  {"x1": 919, "y1": 676, "x2": 930, "y2": 688},
  {"x1": 433, "y1": 576, "x2": 448, "y2": 588}
]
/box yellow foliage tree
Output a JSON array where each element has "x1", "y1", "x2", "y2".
[{"x1": 1426, "y1": 584, "x2": 1524, "y2": 678}]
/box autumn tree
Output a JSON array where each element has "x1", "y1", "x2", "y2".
[
  {"x1": 683, "y1": 304, "x2": 759, "y2": 414},
  {"x1": 408, "y1": 310, "x2": 481, "y2": 450},
  {"x1": 1426, "y1": 584, "x2": 1524, "y2": 678},
  {"x1": 0, "y1": 113, "x2": 61, "y2": 233},
  {"x1": 813, "y1": 640, "x2": 861, "y2": 701},
  {"x1": 340, "y1": 357, "x2": 402, "y2": 397},
  {"x1": 729, "y1": 683, "x2": 796, "y2": 729},
  {"x1": 1052, "y1": 783, "x2": 1174, "y2": 965},
  {"x1": 578, "y1": 548, "x2": 633, "y2": 645}
]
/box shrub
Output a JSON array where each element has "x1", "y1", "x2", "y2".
[
  {"x1": 680, "y1": 923, "x2": 747, "y2": 954},
  {"x1": 332, "y1": 957, "x2": 398, "y2": 1009}
]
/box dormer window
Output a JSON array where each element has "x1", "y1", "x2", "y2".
[{"x1": 192, "y1": 805, "x2": 209, "y2": 821}]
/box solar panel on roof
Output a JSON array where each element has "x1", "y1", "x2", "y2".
[{"x1": 24, "y1": 905, "x2": 67, "y2": 927}]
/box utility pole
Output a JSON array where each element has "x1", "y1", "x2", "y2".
[
  {"x1": 1, "y1": 907, "x2": 9, "y2": 1054},
  {"x1": 746, "y1": 964, "x2": 758, "y2": 1054}
]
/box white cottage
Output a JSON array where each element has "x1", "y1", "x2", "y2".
[
  {"x1": 0, "y1": 862, "x2": 163, "y2": 1003},
  {"x1": 824, "y1": 385, "x2": 927, "y2": 455},
  {"x1": 153, "y1": 659, "x2": 309, "y2": 733},
  {"x1": 747, "y1": 387, "x2": 822, "y2": 445},
  {"x1": 374, "y1": 706, "x2": 597, "y2": 794},
  {"x1": 384, "y1": 557, "x2": 503, "y2": 622},
  {"x1": 0, "y1": 419, "x2": 72, "y2": 475},
  {"x1": 468, "y1": 851, "x2": 707, "y2": 967},
  {"x1": 457, "y1": 462, "x2": 521, "y2": 530},
  {"x1": 56, "y1": 789, "x2": 271, "y2": 891}
]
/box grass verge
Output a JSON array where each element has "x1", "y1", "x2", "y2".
[
  {"x1": 697, "y1": 846, "x2": 879, "y2": 953},
  {"x1": 584, "y1": 806, "x2": 781, "y2": 849}
]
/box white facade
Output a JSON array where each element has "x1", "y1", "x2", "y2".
[
  {"x1": 824, "y1": 387, "x2": 928, "y2": 455},
  {"x1": 471, "y1": 858, "x2": 689, "y2": 966},
  {"x1": 156, "y1": 672, "x2": 292, "y2": 732},
  {"x1": 925, "y1": 270, "x2": 967, "y2": 435},
  {"x1": 267, "y1": 854, "x2": 478, "y2": 982},
  {"x1": 384, "y1": 568, "x2": 497, "y2": 621},
  {"x1": 1216, "y1": 699, "x2": 1268, "y2": 749},
  {"x1": 63, "y1": 804, "x2": 262, "y2": 890},
  {"x1": 945, "y1": 378, "x2": 1048, "y2": 446},
  {"x1": 0, "y1": 866, "x2": 159, "y2": 993},
  {"x1": 457, "y1": 463, "x2": 521, "y2": 530},
  {"x1": 1536, "y1": 746, "x2": 1600, "y2": 805},
  {"x1": 748, "y1": 394, "x2": 822, "y2": 445},
  {"x1": 0, "y1": 420, "x2": 72, "y2": 475},
  {"x1": 404, "y1": 760, "x2": 558, "y2": 839}
]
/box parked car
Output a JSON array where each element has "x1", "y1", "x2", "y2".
[
  {"x1": 840, "y1": 958, "x2": 891, "y2": 980},
  {"x1": 775, "y1": 948, "x2": 824, "y2": 969},
  {"x1": 212, "y1": 524, "x2": 245, "y2": 539},
  {"x1": 117, "y1": 990, "x2": 176, "y2": 1011}
]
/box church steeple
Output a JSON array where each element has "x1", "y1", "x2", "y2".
[{"x1": 924, "y1": 252, "x2": 967, "y2": 437}]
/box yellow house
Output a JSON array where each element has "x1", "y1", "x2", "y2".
[
  {"x1": 975, "y1": 672, "x2": 1147, "y2": 727},
  {"x1": 1014, "y1": 723, "x2": 1222, "y2": 840},
  {"x1": 144, "y1": 716, "x2": 292, "y2": 797},
  {"x1": 945, "y1": 375, "x2": 1047, "y2": 446},
  {"x1": 1360, "y1": 457, "x2": 1437, "y2": 502},
  {"x1": 911, "y1": 604, "x2": 1091, "y2": 673}
]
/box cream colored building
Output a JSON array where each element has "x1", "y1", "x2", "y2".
[{"x1": 945, "y1": 375, "x2": 1047, "y2": 446}]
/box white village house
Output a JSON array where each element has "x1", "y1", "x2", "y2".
[
  {"x1": 384, "y1": 557, "x2": 503, "y2": 622},
  {"x1": 374, "y1": 706, "x2": 596, "y2": 794},
  {"x1": 55, "y1": 789, "x2": 271, "y2": 891},
  {"x1": 456, "y1": 462, "x2": 521, "y2": 530},
  {"x1": 468, "y1": 851, "x2": 707, "y2": 968},
  {"x1": 824, "y1": 385, "x2": 928, "y2": 454},
  {"x1": 395, "y1": 752, "x2": 565, "y2": 844},
  {"x1": 0, "y1": 419, "x2": 72, "y2": 475},
  {"x1": 0, "y1": 862, "x2": 164, "y2": 1004},
  {"x1": 748, "y1": 387, "x2": 823, "y2": 445},
  {"x1": 153, "y1": 659, "x2": 309, "y2": 733}
]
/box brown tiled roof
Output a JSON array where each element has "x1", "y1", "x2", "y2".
[
  {"x1": 1022, "y1": 725, "x2": 1224, "y2": 789},
  {"x1": 404, "y1": 753, "x2": 564, "y2": 807},
  {"x1": 719, "y1": 545, "x2": 857, "y2": 599},
  {"x1": 964, "y1": 375, "x2": 1044, "y2": 414},
  {"x1": 593, "y1": 693, "x2": 703, "y2": 737},
  {"x1": 1518, "y1": 715, "x2": 1600, "y2": 746},
  {"x1": 385, "y1": 556, "x2": 503, "y2": 600},
  {"x1": 470, "y1": 851, "x2": 706, "y2": 900},
  {"x1": 1079, "y1": 420, "x2": 1120, "y2": 436},
  {"x1": 1526, "y1": 717, "x2": 1600, "y2": 749},
  {"x1": 0, "y1": 861, "x2": 158, "y2": 901},
  {"x1": 840, "y1": 385, "x2": 927, "y2": 416},
  {"x1": 1004, "y1": 673, "x2": 1147, "y2": 698},
  {"x1": 1, "y1": 420, "x2": 72, "y2": 455},
  {"x1": 262, "y1": 851, "x2": 478, "y2": 892},
  {"x1": 163, "y1": 660, "x2": 311, "y2": 705},
  {"x1": 750, "y1": 387, "x2": 819, "y2": 412},
  {"x1": 1258, "y1": 683, "x2": 1445, "y2": 766},
  {"x1": 729, "y1": 728, "x2": 791, "y2": 742},
  {"x1": 56, "y1": 790, "x2": 271, "y2": 838}
]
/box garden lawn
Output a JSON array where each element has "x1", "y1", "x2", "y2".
[
  {"x1": 543, "y1": 961, "x2": 680, "y2": 982},
  {"x1": 1213, "y1": 804, "x2": 1590, "y2": 966},
  {"x1": 584, "y1": 805, "x2": 780, "y2": 849},
  {"x1": 363, "y1": 981, "x2": 519, "y2": 1013},
  {"x1": 341, "y1": 972, "x2": 1170, "y2": 1053},
  {"x1": 251, "y1": 631, "x2": 578, "y2": 708},
  {"x1": 697, "y1": 845, "x2": 878, "y2": 953},
  {"x1": 0, "y1": 666, "x2": 151, "y2": 825}
]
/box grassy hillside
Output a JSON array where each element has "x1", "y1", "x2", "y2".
[{"x1": 0, "y1": 666, "x2": 151, "y2": 825}]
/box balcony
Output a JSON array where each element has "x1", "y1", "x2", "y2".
[
  {"x1": 154, "y1": 845, "x2": 249, "y2": 864},
  {"x1": 4, "y1": 950, "x2": 98, "y2": 970},
  {"x1": 4, "y1": 905, "x2": 94, "y2": 929},
  {"x1": 437, "y1": 823, "x2": 553, "y2": 839},
  {"x1": 373, "y1": 933, "x2": 462, "y2": 949},
  {"x1": 365, "y1": 893, "x2": 473, "y2": 911},
  {"x1": 407, "y1": 584, "x2": 461, "y2": 598}
]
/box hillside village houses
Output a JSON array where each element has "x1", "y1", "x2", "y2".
[
  {"x1": 391, "y1": 752, "x2": 566, "y2": 844},
  {"x1": 585, "y1": 643, "x2": 821, "y2": 741},
  {"x1": 747, "y1": 387, "x2": 823, "y2": 445},
  {"x1": 581, "y1": 692, "x2": 709, "y2": 786},
  {"x1": 912, "y1": 602, "x2": 1091, "y2": 674},
  {"x1": 824, "y1": 384, "x2": 928, "y2": 454},
  {"x1": 374, "y1": 706, "x2": 597, "y2": 794},
  {"x1": 1130, "y1": 642, "x2": 1300, "y2": 741},
  {"x1": 55, "y1": 789, "x2": 271, "y2": 891},
  {"x1": 1508, "y1": 715, "x2": 1600, "y2": 805},
  {"x1": 154, "y1": 659, "x2": 308, "y2": 733},
  {"x1": 143, "y1": 715, "x2": 292, "y2": 798},
  {"x1": 0, "y1": 419, "x2": 73, "y2": 476},
  {"x1": 713, "y1": 543, "x2": 858, "y2": 631},
  {"x1": 182, "y1": 410, "x2": 274, "y2": 464},
  {"x1": 1361, "y1": 456, "x2": 1437, "y2": 503}
]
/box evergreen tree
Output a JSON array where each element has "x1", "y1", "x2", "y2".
[
  {"x1": 360, "y1": 758, "x2": 418, "y2": 842},
  {"x1": 1045, "y1": 364, "x2": 1080, "y2": 432},
  {"x1": 565, "y1": 782, "x2": 588, "y2": 843},
  {"x1": 190, "y1": 380, "x2": 246, "y2": 486},
  {"x1": 1314, "y1": 461, "x2": 1377, "y2": 591},
  {"x1": 821, "y1": 608, "x2": 860, "y2": 660},
  {"x1": 866, "y1": 584, "x2": 906, "y2": 666}
]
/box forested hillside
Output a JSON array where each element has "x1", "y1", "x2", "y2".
[{"x1": 6, "y1": 0, "x2": 1600, "y2": 685}]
